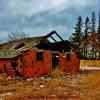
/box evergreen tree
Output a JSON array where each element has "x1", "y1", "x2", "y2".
[
  {"x1": 71, "y1": 16, "x2": 83, "y2": 56},
  {"x1": 97, "y1": 11, "x2": 100, "y2": 59},
  {"x1": 98, "y1": 11, "x2": 100, "y2": 33},
  {"x1": 90, "y1": 12, "x2": 97, "y2": 59},
  {"x1": 91, "y1": 12, "x2": 96, "y2": 33},
  {"x1": 83, "y1": 17, "x2": 90, "y2": 58}
]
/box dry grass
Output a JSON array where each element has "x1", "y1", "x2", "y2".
[
  {"x1": 80, "y1": 60, "x2": 100, "y2": 67},
  {"x1": 0, "y1": 69, "x2": 100, "y2": 100},
  {"x1": 50, "y1": 67, "x2": 64, "y2": 77}
]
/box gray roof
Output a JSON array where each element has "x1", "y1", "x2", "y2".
[{"x1": 0, "y1": 36, "x2": 45, "y2": 58}]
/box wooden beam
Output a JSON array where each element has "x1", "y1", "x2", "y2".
[
  {"x1": 55, "y1": 32, "x2": 64, "y2": 41},
  {"x1": 44, "y1": 31, "x2": 56, "y2": 39},
  {"x1": 50, "y1": 36, "x2": 57, "y2": 42},
  {"x1": 42, "y1": 31, "x2": 64, "y2": 42}
]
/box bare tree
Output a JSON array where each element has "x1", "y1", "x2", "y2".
[{"x1": 8, "y1": 31, "x2": 29, "y2": 40}]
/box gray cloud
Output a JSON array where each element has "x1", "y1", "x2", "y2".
[
  {"x1": 0, "y1": 0, "x2": 99, "y2": 17},
  {"x1": 0, "y1": 0, "x2": 99, "y2": 43}
]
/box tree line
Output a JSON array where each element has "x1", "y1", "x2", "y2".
[{"x1": 70, "y1": 11, "x2": 100, "y2": 59}]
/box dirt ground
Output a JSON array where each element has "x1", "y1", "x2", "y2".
[{"x1": 0, "y1": 69, "x2": 100, "y2": 100}]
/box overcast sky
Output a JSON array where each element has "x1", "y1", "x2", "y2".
[{"x1": 0, "y1": 0, "x2": 100, "y2": 43}]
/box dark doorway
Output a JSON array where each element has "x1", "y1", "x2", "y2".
[
  {"x1": 11, "y1": 59, "x2": 21, "y2": 76},
  {"x1": 52, "y1": 53, "x2": 59, "y2": 69}
]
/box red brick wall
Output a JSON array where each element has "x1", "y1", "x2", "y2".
[
  {"x1": 59, "y1": 52, "x2": 80, "y2": 74},
  {"x1": 0, "y1": 50, "x2": 80, "y2": 77},
  {"x1": 0, "y1": 59, "x2": 14, "y2": 75},
  {"x1": 20, "y1": 50, "x2": 52, "y2": 77}
]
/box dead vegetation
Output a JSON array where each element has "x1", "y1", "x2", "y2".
[
  {"x1": 0, "y1": 69, "x2": 100, "y2": 100},
  {"x1": 80, "y1": 60, "x2": 100, "y2": 67}
]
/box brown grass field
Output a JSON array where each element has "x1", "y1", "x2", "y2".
[
  {"x1": 80, "y1": 60, "x2": 100, "y2": 67},
  {"x1": 0, "y1": 67, "x2": 100, "y2": 100},
  {"x1": 0, "y1": 60, "x2": 100, "y2": 100}
]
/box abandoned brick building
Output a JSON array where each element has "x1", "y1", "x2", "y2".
[{"x1": 0, "y1": 31, "x2": 80, "y2": 77}]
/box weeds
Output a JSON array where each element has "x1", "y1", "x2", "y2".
[{"x1": 0, "y1": 70, "x2": 100, "y2": 100}]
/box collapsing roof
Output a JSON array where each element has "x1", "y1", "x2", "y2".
[
  {"x1": 0, "y1": 31, "x2": 78, "y2": 58},
  {"x1": 0, "y1": 36, "x2": 45, "y2": 58}
]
